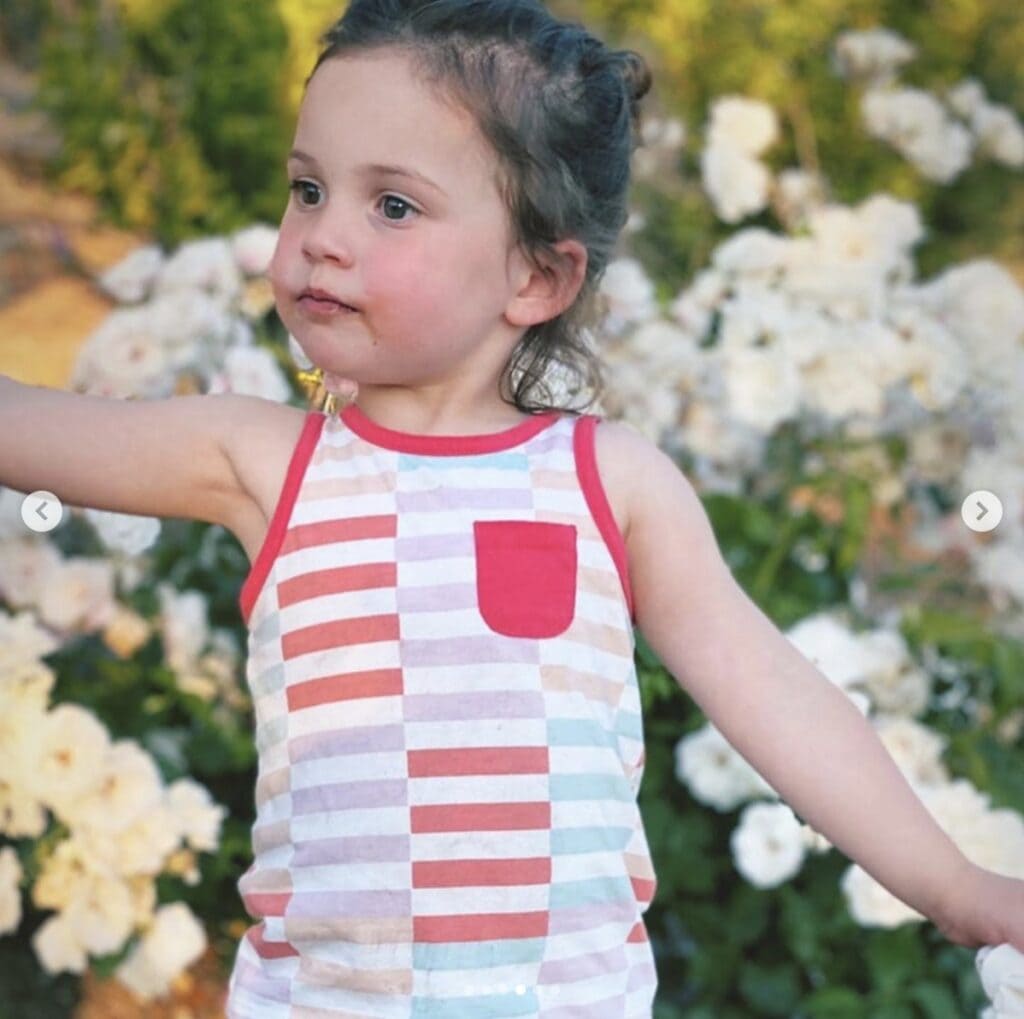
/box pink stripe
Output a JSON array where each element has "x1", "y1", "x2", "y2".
[{"x1": 408, "y1": 745, "x2": 549, "y2": 777}]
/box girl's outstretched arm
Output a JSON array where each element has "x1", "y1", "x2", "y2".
[
  {"x1": 615, "y1": 426, "x2": 1024, "y2": 952},
  {"x1": 0, "y1": 374, "x2": 251, "y2": 530}
]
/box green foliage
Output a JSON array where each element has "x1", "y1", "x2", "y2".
[{"x1": 35, "y1": 0, "x2": 292, "y2": 245}]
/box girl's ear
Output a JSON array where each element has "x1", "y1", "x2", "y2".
[{"x1": 504, "y1": 239, "x2": 588, "y2": 328}]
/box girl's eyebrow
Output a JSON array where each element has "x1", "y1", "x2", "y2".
[{"x1": 287, "y1": 149, "x2": 448, "y2": 197}]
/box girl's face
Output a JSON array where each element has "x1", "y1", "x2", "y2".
[{"x1": 269, "y1": 49, "x2": 531, "y2": 394}]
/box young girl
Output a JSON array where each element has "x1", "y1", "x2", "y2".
[{"x1": 2, "y1": 1, "x2": 1022, "y2": 1016}]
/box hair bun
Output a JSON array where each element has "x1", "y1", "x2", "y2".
[{"x1": 620, "y1": 49, "x2": 652, "y2": 104}]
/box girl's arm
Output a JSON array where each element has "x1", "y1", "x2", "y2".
[
  {"x1": 616, "y1": 426, "x2": 1024, "y2": 951},
  {"x1": 0, "y1": 374, "x2": 250, "y2": 529}
]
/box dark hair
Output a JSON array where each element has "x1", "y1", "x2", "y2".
[{"x1": 305, "y1": 0, "x2": 652, "y2": 415}]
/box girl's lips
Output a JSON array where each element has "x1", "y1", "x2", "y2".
[{"x1": 298, "y1": 295, "x2": 358, "y2": 316}]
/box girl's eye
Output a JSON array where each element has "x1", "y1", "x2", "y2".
[
  {"x1": 289, "y1": 179, "x2": 321, "y2": 208},
  {"x1": 378, "y1": 194, "x2": 418, "y2": 222}
]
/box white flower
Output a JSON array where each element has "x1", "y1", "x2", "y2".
[
  {"x1": 861, "y1": 87, "x2": 974, "y2": 183},
  {"x1": 800, "y1": 332, "x2": 890, "y2": 420},
  {"x1": 0, "y1": 700, "x2": 50, "y2": 838},
  {"x1": 60, "y1": 740, "x2": 165, "y2": 836},
  {"x1": 115, "y1": 902, "x2": 206, "y2": 1001},
  {"x1": 62, "y1": 872, "x2": 136, "y2": 955},
  {"x1": 721, "y1": 345, "x2": 803, "y2": 433},
  {"x1": 971, "y1": 103, "x2": 1024, "y2": 169},
  {"x1": 707, "y1": 96, "x2": 779, "y2": 157},
  {"x1": 970, "y1": 538, "x2": 1024, "y2": 609},
  {"x1": 80, "y1": 509, "x2": 161, "y2": 557},
  {"x1": 207, "y1": 344, "x2": 292, "y2": 402},
  {"x1": 32, "y1": 835, "x2": 106, "y2": 912},
  {"x1": 712, "y1": 228, "x2": 791, "y2": 278},
  {"x1": 231, "y1": 223, "x2": 279, "y2": 276},
  {"x1": 0, "y1": 845, "x2": 23, "y2": 935},
  {"x1": 70, "y1": 306, "x2": 179, "y2": 399},
  {"x1": 772, "y1": 168, "x2": 827, "y2": 229},
  {"x1": 31, "y1": 910, "x2": 89, "y2": 975},
  {"x1": 101, "y1": 802, "x2": 183, "y2": 876},
  {"x1": 165, "y1": 779, "x2": 227, "y2": 852},
  {"x1": 872, "y1": 716, "x2": 950, "y2": 785},
  {"x1": 832, "y1": 28, "x2": 916, "y2": 85},
  {"x1": 599, "y1": 258, "x2": 659, "y2": 326},
  {"x1": 157, "y1": 584, "x2": 210, "y2": 674},
  {"x1": 854, "y1": 629, "x2": 932, "y2": 717},
  {"x1": 0, "y1": 538, "x2": 64, "y2": 610},
  {"x1": 33, "y1": 704, "x2": 111, "y2": 819},
  {"x1": 674, "y1": 723, "x2": 775, "y2": 810},
  {"x1": 945, "y1": 78, "x2": 988, "y2": 120},
  {"x1": 35, "y1": 557, "x2": 117, "y2": 634},
  {"x1": 98, "y1": 245, "x2": 165, "y2": 304},
  {"x1": 841, "y1": 861, "x2": 924, "y2": 927},
  {"x1": 154, "y1": 237, "x2": 243, "y2": 307},
  {"x1": 731, "y1": 801, "x2": 806, "y2": 888},
  {"x1": 913, "y1": 261, "x2": 1024, "y2": 389},
  {"x1": 0, "y1": 608, "x2": 60, "y2": 685},
  {"x1": 975, "y1": 944, "x2": 1024, "y2": 1017},
  {"x1": 701, "y1": 143, "x2": 773, "y2": 223}
]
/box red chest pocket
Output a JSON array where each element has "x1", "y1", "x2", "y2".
[{"x1": 473, "y1": 520, "x2": 578, "y2": 638}]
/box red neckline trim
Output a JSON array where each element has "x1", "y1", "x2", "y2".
[{"x1": 339, "y1": 402, "x2": 561, "y2": 455}]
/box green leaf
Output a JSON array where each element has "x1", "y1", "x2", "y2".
[
  {"x1": 801, "y1": 986, "x2": 865, "y2": 1018},
  {"x1": 908, "y1": 981, "x2": 961, "y2": 1019},
  {"x1": 865, "y1": 928, "x2": 925, "y2": 994},
  {"x1": 738, "y1": 960, "x2": 802, "y2": 1015}
]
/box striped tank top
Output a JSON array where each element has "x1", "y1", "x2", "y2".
[{"x1": 228, "y1": 401, "x2": 659, "y2": 1018}]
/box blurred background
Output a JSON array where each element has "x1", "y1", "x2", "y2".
[{"x1": 1, "y1": 0, "x2": 1022, "y2": 1016}]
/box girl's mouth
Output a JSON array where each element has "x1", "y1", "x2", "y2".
[{"x1": 298, "y1": 296, "x2": 358, "y2": 316}]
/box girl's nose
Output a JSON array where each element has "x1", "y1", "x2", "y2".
[{"x1": 301, "y1": 213, "x2": 356, "y2": 266}]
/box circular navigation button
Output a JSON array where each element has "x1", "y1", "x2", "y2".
[
  {"x1": 21, "y1": 491, "x2": 64, "y2": 533},
  {"x1": 961, "y1": 490, "x2": 1002, "y2": 534}
]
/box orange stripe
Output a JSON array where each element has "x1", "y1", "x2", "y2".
[
  {"x1": 289, "y1": 668, "x2": 404, "y2": 710},
  {"x1": 278, "y1": 561, "x2": 396, "y2": 608},
  {"x1": 282, "y1": 614, "x2": 400, "y2": 658},
  {"x1": 627, "y1": 920, "x2": 649, "y2": 943},
  {"x1": 414, "y1": 910, "x2": 549, "y2": 942},
  {"x1": 408, "y1": 746, "x2": 549, "y2": 777},
  {"x1": 411, "y1": 801, "x2": 551, "y2": 833},
  {"x1": 282, "y1": 514, "x2": 397, "y2": 553},
  {"x1": 413, "y1": 856, "x2": 551, "y2": 888}
]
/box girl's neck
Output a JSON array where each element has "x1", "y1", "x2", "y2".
[{"x1": 347, "y1": 391, "x2": 534, "y2": 437}]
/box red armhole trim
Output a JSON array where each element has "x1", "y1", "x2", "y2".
[
  {"x1": 574, "y1": 415, "x2": 636, "y2": 626},
  {"x1": 238, "y1": 411, "x2": 327, "y2": 626}
]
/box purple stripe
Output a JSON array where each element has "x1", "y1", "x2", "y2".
[
  {"x1": 286, "y1": 889, "x2": 411, "y2": 916},
  {"x1": 396, "y1": 487, "x2": 535, "y2": 515},
  {"x1": 289, "y1": 724, "x2": 406, "y2": 762},
  {"x1": 395, "y1": 532, "x2": 470, "y2": 561},
  {"x1": 403, "y1": 689, "x2": 545, "y2": 722},
  {"x1": 547, "y1": 899, "x2": 637, "y2": 935},
  {"x1": 292, "y1": 778, "x2": 408, "y2": 814},
  {"x1": 401, "y1": 635, "x2": 540, "y2": 666},
  {"x1": 291, "y1": 834, "x2": 410, "y2": 867}
]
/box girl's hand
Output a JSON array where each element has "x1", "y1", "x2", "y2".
[{"x1": 933, "y1": 863, "x2": 1024, "y2": 954}]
